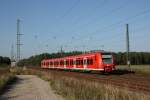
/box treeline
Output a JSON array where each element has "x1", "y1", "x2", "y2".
[
  {"x1": 0, "y1": 56, "x2": 11, "y2": 66},
  {"x1": 17, "y1": 51, "x2": 82, "y2": 66},
  {"x1": 114, "y1": 52, "x2": 150, "y2": 65},
  {"x1": 17, "y1": 51, "x2": 150, "y2": 67}
]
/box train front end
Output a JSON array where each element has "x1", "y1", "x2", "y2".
[{"x1": 101, "y1": 52, "x2": 115, "y2": 72}]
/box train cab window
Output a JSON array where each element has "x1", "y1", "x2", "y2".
[{"x1": 102, "y1": 53, "x2": 113, "y2": 64}]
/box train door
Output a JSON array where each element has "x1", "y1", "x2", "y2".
[{"x1": 76, "y1": 58, "x2": 83, "y2": 69}]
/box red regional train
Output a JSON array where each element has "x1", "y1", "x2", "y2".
[{"x1": 41, "y1": 52, "x2": 115, "y2": 72}]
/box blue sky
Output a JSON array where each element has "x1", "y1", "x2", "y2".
[{"x1": 0, "y1": 0, "x2": 150, "y2": 58}]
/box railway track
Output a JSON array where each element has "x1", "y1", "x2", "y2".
[{"x1": 31, "y1": 68, "x2": 150, "y2": 94}]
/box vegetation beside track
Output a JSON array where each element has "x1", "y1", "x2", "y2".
[
  {"x1": 17, "y1": 68, "x2": 149, "y2": 100},
  {"x1": 0, "y1": 67, "x2": 15, "y2": 93},
  {"x1": 0, "y1": 56, "x2": 11, "y2": 66},
  {"x1": 116, "y1": 65, "x2": 150, "y2": 74},
  {"x1": 48, "y1": 72, "x2": 149, "y2": 100}
]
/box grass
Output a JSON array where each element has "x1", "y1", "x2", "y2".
[
  {"x1": 47, "y1": 72, "x2": 149, "y2": 100},
  {"x1": 2, "y1": 66, "x2": 150, "y2": 100},
  {"x1": 0, "y1": 66, "x2": 15, "y2": 94},
  {"x1": 116, "y1": 65, "x2": 150, "y2": 74}
]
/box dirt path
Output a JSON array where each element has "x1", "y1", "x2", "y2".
[{"x1": 0, "y1": 75, "x2": 64, "y2": 100}]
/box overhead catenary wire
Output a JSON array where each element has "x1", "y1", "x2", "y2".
[
  {"x1": 73, "y1": 8, "x2": 150, "y2": 42},
  {"x1": 70, "y1": 0, "x2": 130, "y2": 33},
  {"x1": 59, "y1": 0, "x2": 81, "y2": 21},
  {"x1": 38, "y1": 1, "x2": 150, "y2": 52},
  {"x1": 71, "y1": 0, "x2": 108, "y2": 25},
  {"x1": 41, "y1": 0, "x2": 129, "y2": 42}
]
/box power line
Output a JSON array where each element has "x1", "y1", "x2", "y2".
[
  {"x1": 71, "y1": 0, "x2": 108, "y2": 25},
  {"x1": 62, "y1": 0, "x2": 129, "y2": 35},
  {"x1": 74, "y1": 8, "x2": 150, "y2": 42},
  {"x1": 60, "y1": 0, "x2": 80, "y2": 20}
]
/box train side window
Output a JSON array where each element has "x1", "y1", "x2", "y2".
[
  {"x1": 50, "y1": 62, "x2": 53, "y2": 65},
  {"x1": 57, "y1": 61, "x2": 59, "y2": 65},
  {"x1": 80, "y1": 59, "x2": 83, "y2": 65},
  {"x1": 73, "y1": 60, "x2": 76, "y2": 65},
  {"x1": 77, "y1": 60, "x2": 80, "y2": 65},
  {"x1": 90, "y1": 59, "x2": 93, "y2": 65},
  {"x1": 78, "y1": 60, "x2": 80, "y2": 65},
  {"x1": 54, "y1": 61, "x2": 57, "y2": 66},
  {"x1": 66, "y1": 60, "x2": 69, "y2": 65},
  {"x1": 76, "y1": 60, "x2": 78, "y2": 65},
  {"x1": 84, "y1": 59, "x2": 87, "y2": 65},
  {"x1": 76, "y1": 60, "x2": 79, "y2": 65},
  {"x1": 70, "y1": 60, "x2": 73, "y2": 65},
  {"x1": 60, "y1": 61, "x2": 63, "y2": 65},
  {"x1": 87, "y1": 58, "x2": 93, "y2": 65},
  {"x1": 87, "y1": 59, "x2": 89, "y2": 65}
]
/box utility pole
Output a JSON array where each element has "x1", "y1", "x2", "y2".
[
  {"x1": 16, "y1": 19, "x2": 23, "y2": 62},
  {"x1": 126, "y1": 24, "x2": 131, "y2": 70},
  {"x1": 11, "y1": 44, "x2": 16, "y2": 67},
  {"x1": 60, "y1": 46, "x2": 64, "y2": 57}
]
